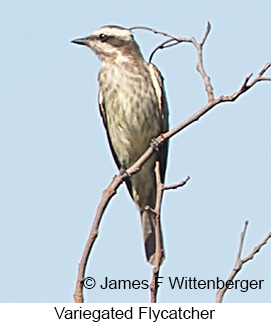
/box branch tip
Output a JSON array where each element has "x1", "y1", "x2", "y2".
[
  {"x1": 258, "y1": 62, "x2": 271, "y2": 77},
  {"x1": 216, "y1": 221, "x2": 271, "y2": 303},
  {"x1": 164, "y1": 176, "x2": 190, "y2": 190},
  {"x1": 201, "y1": 22, "x2": 212, "y2": 46}
]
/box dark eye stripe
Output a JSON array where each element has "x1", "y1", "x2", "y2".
[{"x1": 96, "y1": 34, "x2": 128, "y2": 48}]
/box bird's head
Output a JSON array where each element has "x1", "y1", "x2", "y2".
[{"x1": 71, "y1": 25, "x2": 143, "y2": 63}]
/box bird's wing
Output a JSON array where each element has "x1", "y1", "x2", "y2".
[
  {"x1": 147, "y1": 63, "x2": 169, "y2": 133},
  {"x1": 99, "y1": 88, "x2": 134, "y2": 198},
  {"x1": 147, "y1": 63, "x2": 169, "y2": 183},
  {"x1": 98, "y1": 89, "x2": 122, "y2": 170}
]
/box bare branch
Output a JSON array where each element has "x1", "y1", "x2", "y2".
[
  {"x1": 258, "y1": 62, "x2": 271, "y2": 77},
  {"x1": 150, "y1": 161, "x2": 164, "y2": 303},
  {"x1": 131, "y1": 23, "x2": 215, "y2": 101},
  {"x1": 163, "y1": 61, "x2": 271, "y2": 144},
  {"x1": 200, "y1": 22, "x2": 211, "y2": 46},
  {"x1": 242, "y1": 232, "x2": 271, "y2": 263},
  {"x1": 215, "y1": 222, "x2": 271, "y2": 303},
  {"x1": 73, "y1": 175, "x2": 122, "y2": 303},
  {"x1": 150, "y1": 173, "x2": 190, "y2": 303},
  {"x1": 131, "y1": 24, "x2": 271, "y2": 104},
  {"x1": 236, "y1": 220, "x2": 249, "y2": 261},
  {"x1": 164, "y1": 176, "x2": 190, "y2": 190},
  {"x1": 260, "y1": 77, "x2": 271, "y2": 81},
  {"x1": 149, "y1": 38, "x2": 181, "y2": 62},
  {"x1": 219, "y1": 65, "x2": 271, "y2": 103},
  {"x1": 130, "y1": 25, "x2": 186, "y2": 41}
]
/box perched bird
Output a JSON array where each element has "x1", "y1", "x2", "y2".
[{"x1": 72, "y1": 25, "x2": 169, "y2": 265}]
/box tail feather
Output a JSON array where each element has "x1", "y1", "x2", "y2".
[{"x1": 141, "y1": 208, "x2": 164, "y2": 265}]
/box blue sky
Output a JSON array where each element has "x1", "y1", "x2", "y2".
[{"x1": 0, "y1": 1, "x2": 271, "y2": 303}]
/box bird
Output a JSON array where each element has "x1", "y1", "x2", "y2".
[{"x1": 71, "y1": 25, "x2": 169, "y2": 265}]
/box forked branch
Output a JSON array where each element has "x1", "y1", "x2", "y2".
[{"x1": 216, "y1": 221, "x2": 271, "y2": 303}]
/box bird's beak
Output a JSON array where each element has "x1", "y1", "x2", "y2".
[{"x1": 71, "y1": 37, "x2": 90, "y2": 46}]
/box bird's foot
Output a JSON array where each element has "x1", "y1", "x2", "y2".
[
  {"x1": 150, "y1": 138, "x2": 160, "y2": 151},
  {"x1": 119, "y1": 166, "x2": 131, "y2": 180}
]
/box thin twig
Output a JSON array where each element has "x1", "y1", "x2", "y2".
[
  {"x1": 73, "y1": 175, "x2": 121, "y2": 302},
  {"x1": 149, "y1": 38, "x2": 181, "y2": 62},
  {"x1": 149, "y1": 161, "x2": 164, "y2": 303},
  {"x1": 164, "y1": 176, "x2": 190, "y2": 190},
  {"x1": 132, "y1": 23, "x2": 215, "y2": 101},
  {"x1": 200, "y1": 21, "x2": 211, "y2": 46},
  {"x1": 130, "y1": 25, "x2": 186, "y2": 41},
  {"x1": 149, "y1": 173, "x2": 190, "y2": 302},
  {"x1": 215, "y1": 221, "x2": 271, "y2": 303}
]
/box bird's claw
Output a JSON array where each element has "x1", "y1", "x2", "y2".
[
  {"x1": 150, "y1": 138, "x2": 160, "y2": 151},
  {"x1": 120, "y1": 167, "x2": 131, "y2": 180}
]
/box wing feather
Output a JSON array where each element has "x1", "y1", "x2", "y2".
[
  {"x1": 98, "y1": 89, "x2": 122, "y2": 170},
  {"x1": 147, "y1": 63, "x2": 169, "y2": 182}
]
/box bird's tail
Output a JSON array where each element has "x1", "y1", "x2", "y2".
[{"x1": 141, "y1": 208, "x2": 165, "y2": 265}]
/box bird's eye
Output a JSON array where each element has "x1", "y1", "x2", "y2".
[{"x1": 98, "y1": 33, "x2": 108, "y2": 42}]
